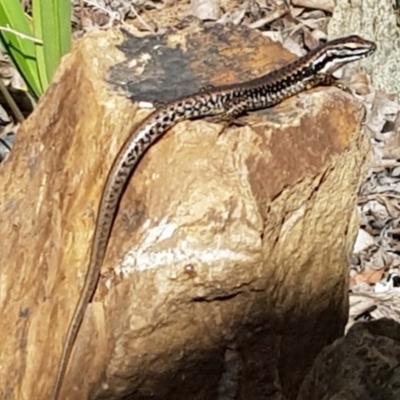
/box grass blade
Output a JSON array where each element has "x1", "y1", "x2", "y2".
[
  {"x1": 0, "y1": 0, "x2": 42, "y2": 97},
  {"x1": 32, "y1": 0, "x2": 71, "y2": 87}
]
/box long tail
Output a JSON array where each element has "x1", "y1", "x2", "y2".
[{"x1": 50, "y1": 104, "x2": 189, "y2": 399}]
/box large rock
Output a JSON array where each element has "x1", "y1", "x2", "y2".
[
  {"x1": 0, "y1": 24, "x2": 369, "y2": 399},
  {"x1": 328, "y1": 0, "x2": 399, "y2": 95},
  {"x1": 297, "y1": 319, "x2": 400, "y2": 400}
]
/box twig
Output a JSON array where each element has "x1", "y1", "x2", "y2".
[
  {"x1": 130, "y1": 5, "x2": 155, "y2": 33},
  {"x1": 248, "y1": 8, "x2": 289, "y2": 30},
  {"x1": 84, "y1": 0, "x2": 114, "y2": 16},
  {"x1": 0, "y1": 78, "x2": 25, "y2": 123}
]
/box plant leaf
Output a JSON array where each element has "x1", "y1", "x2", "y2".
[
  {"x1": 32, "y1": 0, "x2": 71, "y2": 87},
  {"x1": 0, "y1": 0, "x2": 42, "y2": 97}
]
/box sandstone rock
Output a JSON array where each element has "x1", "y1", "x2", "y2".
[{"x1": 0, "y1": 24, "x2": 369, "y2": 399}]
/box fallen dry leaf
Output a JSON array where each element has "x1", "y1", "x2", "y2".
[
  {"x1": 291, "y1": 0, "x2": 334, "y2": 13},
  {"x1": 350, "y1": 268, "x2": 385, "y2": 287},
  {"x1": 188, "y1": 0, "x2": 222, "y2": 21},
  {"x1": 350, "y1": 72, "x2": 372, "y2": 95}
]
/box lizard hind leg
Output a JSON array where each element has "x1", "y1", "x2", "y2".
[{"x1": 204, "y1": 99, "x2": 248, "y2": 136}]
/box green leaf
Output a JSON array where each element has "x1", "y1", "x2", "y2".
[
  {"x1": 0, "y1": 0, "x2": 42, "y2": 97},
  {"x1": 31, "y1": 0, "x2": 48, "y2": 89},
  {"x1": 32, "y1": 0, "x2": 71, "y2": 87},
  {"x1": 57, "y1": 0, "x2": 72, "y2": 57}
]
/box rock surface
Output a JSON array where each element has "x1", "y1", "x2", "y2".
[
  {"x1": 0, "y1": 24, "x2": 369, "y2": 400},
  {"x1": 329, "y1": 0, "x2": 399, "y2": 95},
  {"x1": 297, "y1": 318, "x2": 400, "y2": 400}
]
